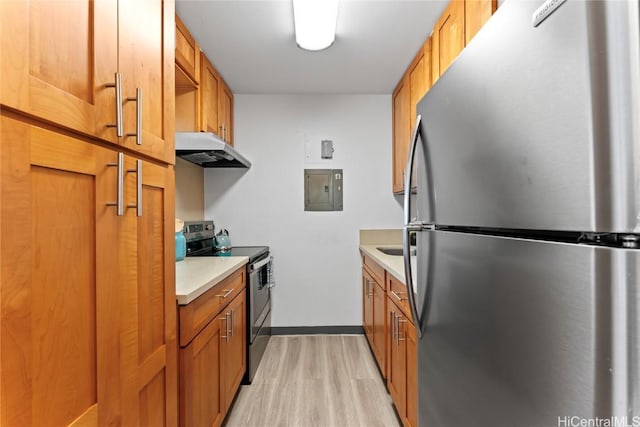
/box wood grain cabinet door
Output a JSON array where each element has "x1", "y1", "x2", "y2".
[
  {"x1": 221, "y1": 292, "x2": 246, "y2": 413},
  {"x1": 465, "y1": 0, "x2": 497, "y2": 45},
  {"x1": 362, "y1": 270, "x2": 374, "y2": 342},
  {"x1": 372, "y1": 280, "x2": 387, "y2": 374},
  {"x1": 120, "y1": 158, "x2": 178, "y2": 425},
  {"x1": 179, "y1": 316, "x2": 224, "y2": 427},
  {"x1": 431, "y1": 0, "x2": 465, "y2": 83},
  {"x1": 0, "y1": 0, "x2": 119, "y2": 144},
  {"x1": 219, "y1": 81, "x2": 234, "y2": 146},
  {"x1": 200, "y1": 53, "x2": 221, "y2": 136},
  {"x1": 0, "y1": 113, "x2": 123, "y2": 426},
  {"x1": 118, "y1": 0, "x2": 175, "y2": 164},
  {"x1": 405, "y1": 320, "x2": 418, "y2": 427},
  {"x1": 387, "y1": 301, "x2": 407, "y2": 420},
  {"x1": 392, "y1": 77, "x2": 410, "y2": 194}
]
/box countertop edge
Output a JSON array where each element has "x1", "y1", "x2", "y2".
[
  {"x1": 359, "y1": 244, "x2": 406, "y2": 284},
  {"x1": 176, "y1": 256, "x2": 249, "y2": 305}
]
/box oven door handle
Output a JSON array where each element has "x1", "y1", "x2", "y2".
[{"x1": 250, "y1": 257, "x2": 271, "y2": 272}]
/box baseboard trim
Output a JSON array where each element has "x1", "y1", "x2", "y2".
[{"x1": 271, "y1": 326, "x2": 364, "y2": 335}]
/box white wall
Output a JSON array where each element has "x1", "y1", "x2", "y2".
[{"x1": 204, "y1": 95, "x2": 403, "y2": 327}]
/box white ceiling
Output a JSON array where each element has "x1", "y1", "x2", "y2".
[{"x1": 175, "y1": 0, "x2": 449, "y2": 94}]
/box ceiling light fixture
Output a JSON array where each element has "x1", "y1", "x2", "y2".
[{"x1": 293, "y1": 0, "x2": 339, "y2": 51}]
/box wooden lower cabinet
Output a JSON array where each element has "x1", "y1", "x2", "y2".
[
  {"x1": 406, "y1": 321, "x2": 418, "y2": 427},
  {"x1": 179, "y1": 270, "x2": 246, "y2": 427},
  {"x1": 221, "y1": 292, "x2": 246, "y2": 414},
  {"x1": 179, "y1": 309, "x2": 224, "y2": 427},
  {"x1": 362, "y1": 261, "x2": 386, "y2": 376},
  {"x1": 361, "y1": 253, "x2": 417, "y2": 427},
  {"x1": 387, "y1": 301, "x2": 408, "y2": 421},
  {"x1": 0, "y1": 112, "x2": 177, "y2": 426},
  {"x1": 388, "y1": 298, "x2": 418, "y2": 427}
]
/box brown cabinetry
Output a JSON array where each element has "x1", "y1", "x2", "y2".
[
  {"x1": 200, "y1": 53, "x2": 222, "y2": 135},
  {"x1": 219, "y1": 80, "x2": 234, "y2": 146},
  {"x1": 465, "y1": 0, "x2": 497, "y2": 45},
  {"x1": 0, "y1": 113, "x2": 177, "y2": 426},
  {"x1": 1, "y1": 0, "x2": 174, "y2": 164},
  {"x1": 391, "y1": 0, "x2": 497, "y2": 193},
  {"x1": 361, "y1": 253, "x2": 417, "y2": 427},
  {"x1": 387, "y1": 300, "x2": 408, "y2": 421},
  {"x1": 179, "y1": 268, "x2": 247, "y2": 427},
  {"x1": 431, "y1": 0, "x2": 465, "y2": 83},
  {"x1": 175, "y1": 17, "x2": 235, "y2": 146},
  {"x1": 362, "y1": 255, "x2": 387, "y2": 376},
  {"x1": 392, "y1": 77, "x2": 411, "y2": 193}
]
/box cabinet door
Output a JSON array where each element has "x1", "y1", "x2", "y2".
[
  {"x1": 219, "y1": 80, "x2": 234, "y2": 146},
  {"x1": 120, "y1": 159, "x2": 178, "y2": 425},
  {"x1": 176, "y1": 14, "x2": 200, "y2": 84},
  {"x1": 362, "y1": 270, "x2": 374, "y2": 342},
  {"x1": 392, "y1": 77, "x2": 410, "y2": 193},
  {"x1": 0, "y1": 0, "x2": 118, "y2": 144},
  {"x1": 179, "y1": 316, "x2": 224, "y2": 427},
  {"x1": 405, "y1": 320, "x2": 418, "y2": 427},
  {"x1": 0, "y1": 113, "x2": 121, "y2": 426},
  {"x1": 431, "y1": 0, "x2": 465, "y2": 83},
  {"x1": 200, "y1": 53, "x2": 221, "y2": 135},
  {"x1": 465, "y1": 0, "x2": 497, "y2": 45},
  {"x1": 372, "y1": 280, "x2": 387, "y2": 374},
  {"x1": 118, "y1": 0, "x2": 175, "y2": 163},
  {"x1": 409, "y1": 50, "x2": 426, "y2": 132},
  {"x1": 221, "y1": 292, "x2": 246, "y2": 412},
  {"x1": 387, "y1": 301, "x2": 407, "y2": 419}
]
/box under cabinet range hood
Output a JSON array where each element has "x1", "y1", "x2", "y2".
[{"x1": 175, "y1": 132, "x2": 252, "y2": 168}]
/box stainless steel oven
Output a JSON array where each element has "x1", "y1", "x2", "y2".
[
  {"x1": 183, "y1": 220, "x2": 272, "y2": 384},
  {"x1": 247, "y1": 253, "x2": 272, "y2": 383}
]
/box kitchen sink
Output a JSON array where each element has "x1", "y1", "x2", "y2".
[{"x1": 377, "y1": 247, "x2": 416, "y2": 256}]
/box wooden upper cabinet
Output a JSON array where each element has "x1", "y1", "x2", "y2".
[
  {"x1": 200, "y1": 53, "x2": 221, "y2": 135},
  {"x1": 219, "y1": 80, "x2": 234, "y2": 146},
  {"x1": 431, "y1": 0, "x2": 465, "y2": 83},
  {"x1": 392, "y1": 77, "x2": 411, "y2": 193},
  {"x1": 465, "y1": 0, "x2": 497, "y2": 45},
  {"x1": 179, "y1": 312, "x2": 224, "y2": 427},
  {"x1": 1, "y1": 1, "x2": 175, "y2": 164},
  {"x1": 176, "y1": 14, "x2": 200, "y2": 84},
  {"x1": 118, "y1": 0, "x2": 175, "y2": 163},
  {"x1": 0, "y1": 0, "x2": 118, "y2": 144}
]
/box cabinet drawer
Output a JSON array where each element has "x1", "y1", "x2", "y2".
[
  {"x1": 179, "y1": 268, "x2": 246, "y2": 347},
  {"x1": 362, "y1": 254, "x2": 385, "y2": 287},
  {"x1": 387, "y1": 274, "x2": 412, "y2": 322}
]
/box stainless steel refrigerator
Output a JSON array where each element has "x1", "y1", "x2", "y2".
[{"x1": 402, "y1": 1, "x2": 640, "y2": 426}]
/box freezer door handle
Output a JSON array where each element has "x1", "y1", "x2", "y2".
[{"x1": 403, "y1": 114, "x2": 431, "y2": 338}]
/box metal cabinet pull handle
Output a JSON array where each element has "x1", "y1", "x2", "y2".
[
  {"x1": 126, "y1": 160, "x2": 142, "y2": 217},
  {"x1": 126, "y1": 88, "x2": 142, "y2": 145},
  {"x1": 106, "y1": 152, "x2": 124, "y2": 216},
  {"x1": 220, "y1": 313, "x2": 230, "y2": 343},
  {"x1": 217, "y1": 289, "x2": 233, "y2": 299},
  {"x1": 106, "y1": 73, "x2": 124, "y2": 137},
  {"x1": 230, "y1": 309, "x2": 234, "y2": 337},
  {"x1": 391, "y1": 290, "x2": 405, "y2": 301},
  {"x1": 397, "y1": 317, "x2": 407, "y2": 342}
]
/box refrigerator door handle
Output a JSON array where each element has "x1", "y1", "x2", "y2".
[{"x1": 403, "y1": 114, "x2": 430, "y2": 338}]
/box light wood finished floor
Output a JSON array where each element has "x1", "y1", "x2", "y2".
[{"x1": 224, "y1": 335, "x2": 402, "y2": 427}]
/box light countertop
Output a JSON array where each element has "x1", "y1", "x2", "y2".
[
  {"x1": 175, "y1": 257, "x2": 249, "y2": 305},
  {"x1": 359, "y1": 244, "x2": 406, "y2": 283}
]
